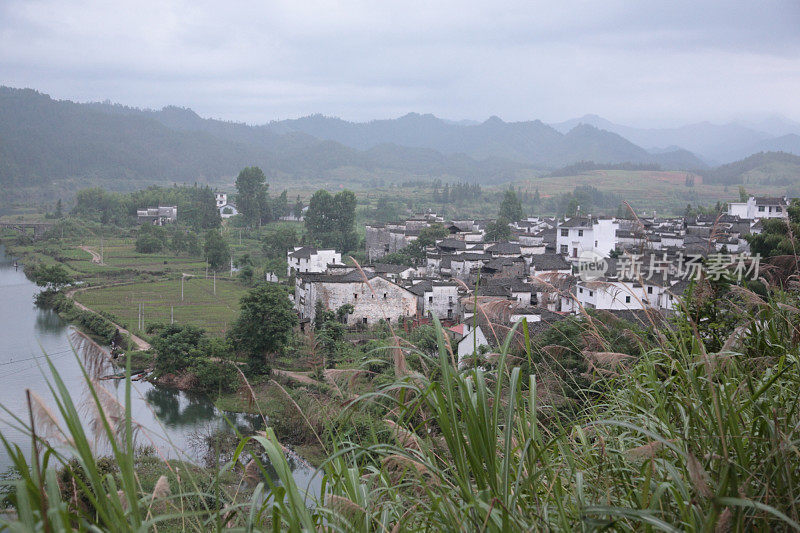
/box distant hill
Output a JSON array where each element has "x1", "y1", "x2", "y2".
[
  {"x1": 550, "y1": 114, "x2": 777, "y2": 164},
  {"x1": 703, "y1": 151, "x2": 800, "y2": 186},
  {"x1": 266, "y1": 113, "x2": 706, "y2": 169},
  {"x1": 0, "y1": 86, "x2": 726, "y2": 201}
]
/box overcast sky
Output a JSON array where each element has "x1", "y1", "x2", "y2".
[{"x1": 2, "y1": 0, "x2": 799, "y2": 126}]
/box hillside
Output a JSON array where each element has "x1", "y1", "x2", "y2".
[
  {"x1": 703, "y1": 151, "x2": 800, "y2": 186},
  {"x1": 267, "y1": 113, "x2": 706, "y2": 169},
  {"x1": 0, "y1": 87, "x2": 732, "y2": 203}
]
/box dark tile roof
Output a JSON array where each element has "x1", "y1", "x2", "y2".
[
  {"x1": 370, "y1": 263, "x2": 413, "y2": 274},
  {"x1": 437, "y1": 238, "x2": 467, "y2": 251},
  {"x1": 288, "y1": 246, "x2": 318, "y2": 259},
  {"x1": 486, "y1": 242, "x2": 522, "y2": 254},
  {"x1": 530, "y1": 253, "x2": 571, "y2": 271}
]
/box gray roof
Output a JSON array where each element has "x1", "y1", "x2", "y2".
[
  {"x1": 288, "y1": 246, "x2": 317, "y2": 259},
  {"x1": 530, "y1": 253, "x2": 571, "y2": 272}
]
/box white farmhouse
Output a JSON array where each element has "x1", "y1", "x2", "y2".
[
  {"x1": 286, "y1": 247, "x2": 342, "y2": 277},
  {"x1": 727, "y1": 196, "x2": 790, "y2": 220},
  {"x1": 556, "y1": 216, "x2": 619, "y2": 260}
]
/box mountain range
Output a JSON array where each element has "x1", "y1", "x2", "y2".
[
  {"x1": 550, "y1": 114, "x2": 800, "y2": 164},
  {"x1": 1, "y1": 86, "x2": 799, "y2": 198}
]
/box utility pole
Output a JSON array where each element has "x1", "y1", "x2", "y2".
[
  {"x1": 171, "y1": 306, "x2": 174, "y2": 324},
  {"x1": 100, "y1": 237, "x2": 103, "y2": 263},
  {"x1": 213, "y1": 271, "x2": 216, "y2": 295},
  {"x1": 181, "y1": 275, "x2": 184, "y2": 301}
]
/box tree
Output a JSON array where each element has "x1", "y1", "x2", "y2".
[
  {"x1": 263, "y1": 225, "x2": 298, "y2": 259},
  {"x1": 228, "y1": 284, "x2": 297, "y2": 372},
  {"x1": 235, "y1": 167, "x2": 269, "y2": 227},
  {"x1": 204, "y1": 229, "x2": 230, "y2": 271},
  {"x1": 31, "y1": 263, "x2": 72, "y2": 292},
  {"x1": 293, "y1": 195, "x2": 304, "y2": 218},
  {"x1": 304, "y1": 189, "x2": 358, "y2": 252},
  {"x1": 151, "y1": 324, "x2": 206, "y2": 375},
  {"x1": 54, "y1": 199, "x2": 63, "y2": 218},
  {"x1": 136, "y1": 224, "x2": 167, "y2": 253},
  {"x1": 273, "y1": 190, "x2": 289, "y2": 219},
  {"x1": 499, "y1": 190, "x2": 524, "y2": 221},
  {"x1": 485, "y1": 217, "x2": 512, "y2": 242},
  {"x1": 739, "y1": 186, "x2": 749, "y2": 202},
  {"x1": 747, "y1": 199, "x2": 800, "y2": 258}
]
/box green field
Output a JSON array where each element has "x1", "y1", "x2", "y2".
[
  {"x1": 517, "y1": 170, "x2": 789, "y2": 216},
  {"x1": 74, "y1": 277, "x2": 248, "y2": 336}
]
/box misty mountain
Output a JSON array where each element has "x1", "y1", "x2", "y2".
[
  {"x1": 552, "y1": 113, "x2": 800, "y2": 164},
  {"x1": 0, "y1": 87, "x2": 708, "y2": 198},
  {"x1": 266, "y1": 113, "x2": 705, "y2": 169},
  {"x1": 550, "y1": 114, "x2": 775, "y2": 164}
]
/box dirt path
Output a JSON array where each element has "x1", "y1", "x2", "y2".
[
  {"x1": 79, "y1": 245, "x2": 104, "y2": 265},
  {"x1": 65, "y1": 285, "x2": 151, "y2": 350}
]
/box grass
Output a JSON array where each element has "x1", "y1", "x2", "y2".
[
  {"x1": 74, "y1": 277, "x2": 248, "y2": 336},
  {"x1": 517, "y1": 170, "x2": 789, "y2": 215},
  {"x1": 2, "y1": 275, "x2": 799, "y2": 530}
]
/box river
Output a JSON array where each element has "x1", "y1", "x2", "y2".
[{"x1": 0, "y1": 244, "x2": 319, "y2": 497}]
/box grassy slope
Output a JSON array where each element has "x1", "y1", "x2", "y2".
[{"x1": 517, "y1": 170, "x2": 789, "y2": 214}]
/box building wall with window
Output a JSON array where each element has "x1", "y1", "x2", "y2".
[{"x1": 422, "y1": 283, "x2": 461, "y2": 320}]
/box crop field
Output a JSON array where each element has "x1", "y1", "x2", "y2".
[
  {"x1": 517, "y1": 170, "x2": 788, "y2": 215},
  {"x1": 74, "y1": 277, "x2": 248, "y2": 336}
]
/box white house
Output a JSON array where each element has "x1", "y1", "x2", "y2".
[
  {"x1": 215, "y1": 193, "x2": 228, "y2": 208},
  {"x1": 727, "y1": 196, "x2": 790, "y2": 220},
  {"x1": 573, "y1": 280, "x2": 648, "y2": 311},
  {"x1": 294, "y1": 271, "x2": 417, "y2": 326},
  {"x1": 556, "y1": 216, "x2": 619, "y2": 260},
  {"x1": 287, "y1": 247, "x2": 342, "y2": 277},
  {"x1": 452, "y1": 324, "x2": 490, "y2": 367},
  {"x1": 136, "y1": 206, "x2": 177, "y2": 226}
]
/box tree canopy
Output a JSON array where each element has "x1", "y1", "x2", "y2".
[
  {"x1": 204, "y1": 229, "x2": 230, "y2": 271},
  {"x1": 499, "y1": 190, "x2": 524, "y2": 221},
  {"x1": 228, "y1": 283, "x2": 297, "y2": 371},
  {"x1": 304, "y1": 189, "x2": 358, "y2": 252},
  {"x1": 235, "y1": 166, "x2": 270, "y2": 227}
]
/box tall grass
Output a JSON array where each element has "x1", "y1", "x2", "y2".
[{"x1": 2, "y1": 286, "x2": 799, "y2": 531}]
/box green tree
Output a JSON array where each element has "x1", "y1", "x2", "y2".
[
  {"x1": 293, "y1": 195, "x2": 304, "y2": 218},
  {"x1": 31, "y1": 263, "x2": 72, "y2": 292},
  {"x1": 204, "y1": 229, "x2": 230, "y2": 271},
  {"x1": 499, "y1": 189, "x2": 524, "y2": 221},
  {"x1": 747, "y1": 199, "x2": 800, "y2": 258},
  {"x1": 151, "y1": 323, "x2": 206, "y2": 375},
  {"x1": 485, "y1": 217, "x2": 512, "y2": 242},
  {"x1": 228, "y1": 284, "x2": 297, "y2": 372},
  {"x1": 263, "y1": 225, "x2": 298, "y2": 259},
  {"x1": 235, "y1": 167, "x2": 269, "y2": 227},
  {"x1": 273, "y1": 190, "x2": 289, "y2": 219},
  {"x1": 739, "y1": 185, "x2": 749, "y2": 202},
  {"x1": 305, "y1": 189, "x2": 358, "y2": 252},
  {"x1": 54, "y1": 199, "x2": 63, "y2": 218},
  {"x1": 135, "y1": 224, "x2": 167, "y2": 254}
]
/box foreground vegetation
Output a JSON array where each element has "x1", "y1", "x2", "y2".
[{"x1": 1, "y1": 271, "x2": 798, "y2": 531}]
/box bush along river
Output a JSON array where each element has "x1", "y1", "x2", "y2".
[{"x1": 0, "y1": 244, "x2": 319, "y2": 496}]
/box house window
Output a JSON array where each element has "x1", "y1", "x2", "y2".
[
  {"x1": 625, "y1": 296, "x2": 631, "y2": 303},
  {"x1": 578, "y1": 230, "x2": 583, "y2": 237},
  {"x1": 579, "y1": 287, "x2": 583, "y2": 294},
  {"x1": 362, "y1": 317, "x2": 368, "y2": 324},
  {"x1": 647, "y1": 286, "x2": 653, "y2": 294},
  {"x1": 560, "y1": 229, "x2": 568, "y2": 237},
  {"x1": 560, "y1": 245, "x2": 568, "y2": 254},
  {"x1": 383, "y1": 293, "x2": 387, "y2": 299},
  {"x1": 428, "y1": 296, "x2": 433, "y2": 303},
  {"x1": 447, "y1": 309, "x2": 453, "y2": 319},
  {"x1": 758, "y1": 206, "x2": 765, "y2": 212},
  {"x1": 354, "y1": 293, "x2": 358, "y2": 300},
  {"x1": 595, "y1": 240, "x2": 598, "y2": 247},
  {"x1": 589, "y1": 291, "x2": 593, "y2": 297}
]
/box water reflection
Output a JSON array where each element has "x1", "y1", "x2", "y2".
[
  {"x1": 143, "y1": 386, "x2": 217, "y2": 428},
  {"x1": 34, "y1": 308, "x2": 67, "y2": 335}
]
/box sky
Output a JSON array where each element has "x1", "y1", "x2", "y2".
[{"x1": 1, "y1": 0, "x2": 800, "y2": 126}]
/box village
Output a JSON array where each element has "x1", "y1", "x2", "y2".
[{"x1": 287, "y1": 195, "x2": 793, "y2": 362}]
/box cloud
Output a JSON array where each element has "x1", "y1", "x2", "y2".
[{"x1": 1, "y1": 0, "x2": 799, "y2": 124}]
